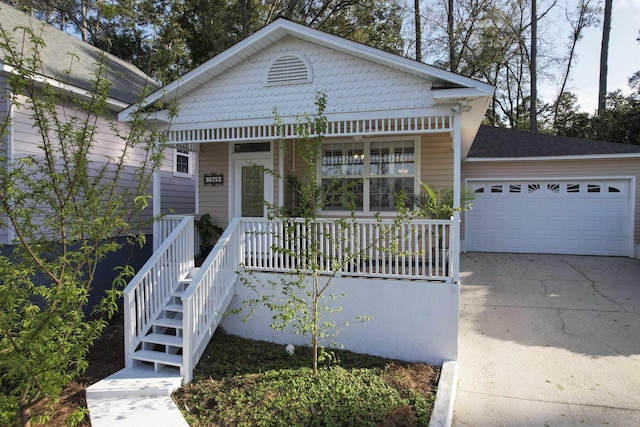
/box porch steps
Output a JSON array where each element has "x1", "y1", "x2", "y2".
[
  {"x1": 129, "y1": 268, "x2": 200, "y2": 373},
  {"x1": 131, "y1": 350, "x2": 183, "y2": 367}
]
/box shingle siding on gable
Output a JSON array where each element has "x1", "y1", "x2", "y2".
[{"x1": 175, "y1": 39, "x2": 434, "y2": 124}]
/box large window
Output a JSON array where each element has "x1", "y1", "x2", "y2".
[{"x1": 320, "y1": 138, "x2": 417, "y2": 213}]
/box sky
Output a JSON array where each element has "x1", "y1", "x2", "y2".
[{"x1": 539, "y1": 0, "x2": 640, "y2": 113}]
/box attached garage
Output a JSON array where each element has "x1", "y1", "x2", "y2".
[
  {"x1": 463, "y1": 126, "x2": 640, "y2": 258},
  {"x1": 466, "y1": 179, "x2": 632, "y2": 256}
]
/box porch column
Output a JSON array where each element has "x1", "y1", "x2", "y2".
[
  {"x1": 452, "y1": 108, "x2": 462, "y2": 284},
  {"x1": 152, "y1": 166, "x2": 161, "y2": 251}
]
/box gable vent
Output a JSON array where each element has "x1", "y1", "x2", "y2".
[{"x1": 266, "y1": 55, "x2": 311, "y2": 86}]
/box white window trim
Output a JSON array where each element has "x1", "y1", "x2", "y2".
[
  {"x1": 317, "y1": 135, "x2": 421, "y2": 215},
  {"x1": 173, "y1": 148, "x2": 192, "y2": 178}
]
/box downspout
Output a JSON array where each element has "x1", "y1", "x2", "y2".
[
  {"x1": 451, "y1": 107, "x2": 461, "y2": 284},
  {"x1": 195, "y1": 150, "x2": 200, "y2": 215},
  {"x1": 279, "y1": 141, "x2": 285, "y2": 207},
  {"x1": 5, "y1": 84, "x2": 15, "y2": 244}
]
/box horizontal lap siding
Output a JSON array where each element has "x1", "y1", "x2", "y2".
[
  {"x1": 421, "y1": 133, "x2": 454, "y2": 189},
  {"x1": 8, "y1": 95, "x2": 187, "y2": 236},
  {"x1": 199, "y1": 143, "x2": 229, "y2": 227},
  {"x1": 160, "y1": 171, "x2": 196, "y2": 215},
  {"x1": 462, "y1": 158, "x2": 640, "y2": 244}
]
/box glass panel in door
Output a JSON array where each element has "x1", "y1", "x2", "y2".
[{"x1": 241, "y1": 165, "x2": 265, "y2": 217}]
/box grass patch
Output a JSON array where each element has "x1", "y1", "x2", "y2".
[{"x1": 173, "y1": 331, "x2": 440, "y2": 426}]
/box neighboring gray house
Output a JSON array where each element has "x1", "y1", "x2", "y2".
[{"x1": 0, "y1": 4, "x2": 196, "y2": 248}]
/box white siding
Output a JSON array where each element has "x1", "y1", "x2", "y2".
[{"x1": 174, "y1": 39, "x2": 434, "y2": 124}]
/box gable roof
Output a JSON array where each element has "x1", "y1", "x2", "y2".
[
  {"x1": 120, "y1": 18, "x2": 494, "y2": 120},
  {"x1": 0, "y1": 4, "x2": 158, "y2": 106},
  {"x1": 467, "y1": 125, "x2": 640, "y2": 159}
]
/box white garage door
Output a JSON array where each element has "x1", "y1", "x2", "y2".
[{"x1": 466, "y1": 179, "x2": 631, "y2": 256}]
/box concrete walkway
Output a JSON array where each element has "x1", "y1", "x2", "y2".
[{"x1": 454, "y1": 253, "x2": 640, "y2": 426}]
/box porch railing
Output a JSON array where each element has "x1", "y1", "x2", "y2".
[
  {"x1": 123, "y1": 215, "x2": 195, "y2": 368},
  {"x1": 241, "y1": 217, "x2": 454, "y2": 282},
  {"x1": 181, "y1": 217, "x2": 242, "y2": 382}
]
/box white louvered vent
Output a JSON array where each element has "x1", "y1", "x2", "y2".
[{"x1": 266, "y1": 55, "x2": 311, "y2": 86}]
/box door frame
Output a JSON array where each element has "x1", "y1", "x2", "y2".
[{"x1": 228, "y1": 143, "x2": 274, "y2": 220}]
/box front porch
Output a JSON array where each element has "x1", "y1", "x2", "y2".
[{"x1": 123, "y1": 214, "x2": 459, "y2": 383}]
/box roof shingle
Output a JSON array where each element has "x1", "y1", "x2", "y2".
[
  {"x1": 468, "y1": 125, "x2": 640, "y2": 158},
  {"x1": 0, "y1": 5, "x2": 158, "y2": 105}
]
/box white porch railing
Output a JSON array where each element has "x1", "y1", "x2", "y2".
[
  {"x1": 241, "y1": 218, "x2": 455, "y2": 282},
  {"x1": 181, "y1": 217, "x2": 242, "y2": 382},
  {"x1": 123, "y1": 215, "x2": 195, "y2": 368},
  {"x1": 124, "y1": 215, "x2": 455, "y2": 383}
]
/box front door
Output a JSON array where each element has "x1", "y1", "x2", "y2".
[{"x1": 233, "y1": 158, "x2": 273, "y2": 217}]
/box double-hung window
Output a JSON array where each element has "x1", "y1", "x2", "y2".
[
  {"x1": 174, "y1": 149, "x2": 191, "y2": 177},
  {"x1": 320, "y1": 138, "x2": 418, "y2": 213}
]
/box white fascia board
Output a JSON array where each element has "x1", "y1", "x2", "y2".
[
  {"x1": 163, "y1": 107, "x2": 452, "y2": 132},
  {"x1": 433, "y1": 87, "x2": 495, "y2": 100},
  {"x1": 465, "y1": 153, "x2": 640, "y2": 162}
]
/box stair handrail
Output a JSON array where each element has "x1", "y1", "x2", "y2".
[
  {"x1": 123, "y1": 215, "x2": 195, "y2": 369},
  {"x1": 181, "y1": 217, "x2": 242, "y2": 382}
]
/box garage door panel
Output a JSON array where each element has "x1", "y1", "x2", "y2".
[{"x1": 467, "y1": 179, "x2": 631, "y2": 256}]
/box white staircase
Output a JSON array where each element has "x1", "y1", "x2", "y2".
[
  {"x1": 87, "y1": 216, "x2": 242, "y2": 425},
  {"x1": 87, "y1": 268, "x2": 203, "y2": 426},
  {"x1": 128, "y1": 267, "x2": 199, "y2": 373}
]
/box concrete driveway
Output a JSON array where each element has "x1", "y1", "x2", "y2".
[{"x1": 453, "y1": 252, "x2": 640, "y2": 426}]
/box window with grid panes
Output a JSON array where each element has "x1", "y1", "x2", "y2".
[
  {"x1": 175, "y1": 149, "x2": 190, "y2": 175},
  {"x1": 320, "y1": 139, "x2": 416, "y2": 213}
]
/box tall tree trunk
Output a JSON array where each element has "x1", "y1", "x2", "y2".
[
  {"x1": 553, "y1": 0, "x2": 598, "y2": 127},
  {"x1": 598, "y1": 0, "x2": 613, "y2": 113},
  {"x1": 414, "y1": 0, "x2": 422, "y2": 61},
  {"x1": 448, "y1": 0, "x2": 454, "y2": 71},
  {"x1": 530, "y1": 0, "x2": 538, "y2": 133}
]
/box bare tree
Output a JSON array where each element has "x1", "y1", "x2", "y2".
[
  {"x1": 552, "y1": 0, "x2": 600, "y2": 125},
  {"x1": 598, "y1": 0, "x2": 612, "y2": 113},
  {"x1": 530, "y1": 0, "x2": 537, "y2": 132},
  {"x1": 415, "y1": 0, "x2": 422, "y2": 61}
]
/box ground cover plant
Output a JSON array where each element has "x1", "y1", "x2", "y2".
[
  {"x1": 173, "y1": 331, "x2": 440, "y2": 427},
  {"x1": 26, "y1": 317, "x2": 439, "y2": 426}
]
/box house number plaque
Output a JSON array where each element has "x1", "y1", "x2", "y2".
[{"x1": 204, "y1": 173, "x2": 224, "y2": 186}]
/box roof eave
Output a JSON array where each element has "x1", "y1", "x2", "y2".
[
  {"x1": 465, "y1": 153, "x2": 640, "y2": 161},
  {"x1": 2, "y1": 62, "x2": 129, "y2": 110}
]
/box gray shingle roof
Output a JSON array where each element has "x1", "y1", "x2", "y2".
[
  {"x1": 0, "y1": 5, "x2": 158, "y2": 105},
  {"x1": 468, "y1": 125, "x2": 640, "y2": 158}
]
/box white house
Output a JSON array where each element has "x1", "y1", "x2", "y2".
[
  {"x1": 116, "y1": 18, "x2": 640, "y2": 384},
  {"x1": 117, "y1": 18, "x2": 494, "y2": 383}
]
